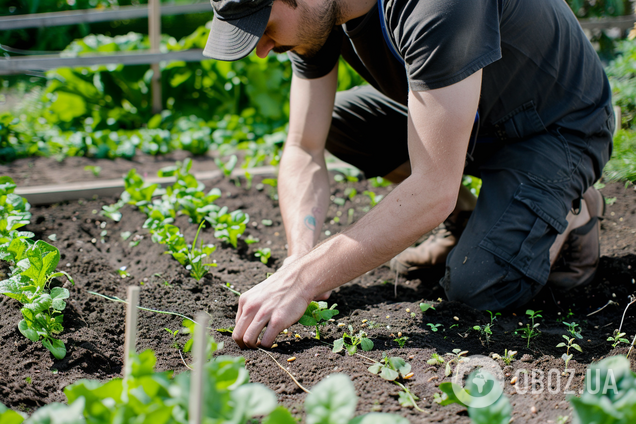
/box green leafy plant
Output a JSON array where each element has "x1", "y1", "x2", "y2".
[
  {"x1": 492, "y1": 349, "x2": 517, "y2": 366},
  {"x1": 436, "y1": 370, "x2": 512, "y2": 424},
  {"x1": 215, "y1": 154, "x2": 238, "y2": 178},
  {"x1": 299, "y1": 301, "x2": 339, "y2": 340},
  {"x1": 363, "y1": 190, "x2": 384, "y2": 207},
  {"x1": 473, "y1": 310, "x2": 500, "y2": 346},
  {"x1": 516, "y1": 309, "x2": 542, "y2": 348},
  {"x1": 427, "y1": 323, "x2": 443, "y2": 332},
  {"x1": 368, "y1": 356, "x2": 411, "y2": 381},
  {"x1": 608, "y1": 330, "x2": 630, "y2": 349},
  {"x1": 254, "y1": 247, "x2": 271, "y2": 264},
  {"x1": 427, "y1": 353, "x2": 445, "y2": 366},
  {"x1": 557, "y1": 335, "x2": 583, "y2": 373},
  {"x1": 569, "y1": 355, "x2": 636, "y2": 424},
  {"x1": 208, "y1": 207, "x2": 249, "y2": 249},
  {"x1": 394, "y1": 336, "x2": 409, "y2": 348},
  {"x1": 164, "y1": 328, "x2": 180, "y2": 349},
  {"x1": 563, "y1": 321, "x2": 583, "y2": 339},
  {"x1": 333, "y1": 325, "x2": 373, "y2": 355},
  {"x1": 83, "y1": 165, "x2": 102, "y2": 177}
]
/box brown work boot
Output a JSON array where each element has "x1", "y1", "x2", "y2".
[
  {"x1": 548, "y1": 186, "x2": 605, "y2": 291},
  {"x1": 390, "y1": 210, "x2": 472, "y2": 276}
]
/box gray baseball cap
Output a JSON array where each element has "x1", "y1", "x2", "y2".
[{"x1": 203, "y1": 0, "x2": 274, "y2": 61}]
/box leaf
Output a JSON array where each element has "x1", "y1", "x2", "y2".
[
  {"x1": 360, "y1": 338, "x2": 374, "y2": 352},
  {"x1": 25, "y1": 398, "x2": 85, "y2": 424},
  {"x1": 467, "y1": 387, "x2": 512, "y2": 424},
  {"x1": 229, "y1": 383, "x2": 278, "y2": 421},
  {"x1": 18, "y1": 320, "x2": 40, "y2": 342},
  {"x1": 379, "y1": 367, "x2": 399, "y2": 381},
  {"x1": 305, "y1": 374, "x2": 357, "y2": 424},
  {"x1": 50, "y1": 287, "x2": 70, "y2": 311},
  {"x1": 42, "y1": 338, "x2": 66, "y2": 360},
  {"x1": 436, "y1": 382, "x2": 467, "y2": 407},
  {"x1": 263, "y1": 407, "x2": 296, "y2": 424},
  {"x1": 419, "y1": 303, "x2": 435, "y2": 312},
  {"x1": 333, "y1": 339, "x2": 345, "y2": 353},
  {"x1": 299, "y1": 315, "x2": 318, "y2": 327},
  {"x1": 0, "y1": 405, "x2": 25, "y2": 424},
  {"x1": 398, "y1": 390, "x2": 417, "y2": 408},
  {"x1": 346, "y1": 344, "x2": 358, "y2": 356}
]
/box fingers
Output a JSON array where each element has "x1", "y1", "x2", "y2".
[
  {"x1": 242, "y1": 313, "x2": 271, "y2": 349},
  {"x1": 261, "y1": 313, "x2": 286, "y2": 348},
  {"x1": 233, "y1": 294, "x2": 271, "y2": 349}
]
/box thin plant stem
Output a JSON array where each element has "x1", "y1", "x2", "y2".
[
  {"x1": 88, "y1": 290, "x2": 198, "y2": 324},
  {"x1": 617, "y1": 296, "x2": 636, "y2": 334},
  {"x1": 395, "y1": 381, "x2": 429, "y2": 414}
]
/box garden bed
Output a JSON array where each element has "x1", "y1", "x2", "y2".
[{"x1": 1, "y1": 155, "x2": 636, "y2": 423}]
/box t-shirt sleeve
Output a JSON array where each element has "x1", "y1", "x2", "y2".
[
  {"x1": 288, "y1": 28, "x2": 343, "y2": 79},
  {"x1": 388, "y1": 0, "x2": 502, "y2": 91}
]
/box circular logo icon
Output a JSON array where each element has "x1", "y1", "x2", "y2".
[{"x1": 450, "y1": 354, "x2": 505, "y2": 408}]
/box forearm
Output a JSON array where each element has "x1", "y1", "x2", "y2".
[
  {"x1": 289, "y1": 172, "x2": 458, "y2": 298},
  {"x1": 278, "y1": 144, "x2": 330, "y2": 257}
]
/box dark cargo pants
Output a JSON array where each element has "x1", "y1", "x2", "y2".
[{"x1": 326, "y1": 85, "x2": 614, "y2": 311}]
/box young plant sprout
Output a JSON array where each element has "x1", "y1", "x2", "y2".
[
  {"x1": 492, "y1": 349, "x2": 517, "y2": 366},
  {"x1": 427, "y1": 353, "x2": 445, "y2": 366},
  {"x1": 363, "y1": 190, "x2": 384, "y2": 207},
  {"x1": 557, "y1": 335, "x2": 582, "y2": 373},
  {"x1": 608, "y1": 330, "x2": 630, "y2": 349},
  {"x1": 254, "y1": 247, "x2": 271, "y2": 264},
  {"x1": 516, "y1": 309, "x2": 542, "y2": 348},
  {"x1": 445, "y1": 349, "x2": 468, "y2": 377},
  {"x1": 563, "y1": 321, "x2": 583, "y2": 339},
  {"x1": 427, "y1": 323, "x2": 443, "y2": 332},
  {"x1": 473, "y1": 310, "x2": 500, "y2": 346},
  {"x1": 333, "y1": 325, "x2": 373, "y2": 355},
  {"x1": 164, "y1": 328, "x2": 180, "y2": 349},
  {"x1": 299, "y1": 301, "x2": 339, "y2": 340},
  {"x1": 215, "y1": 154, "x2": 238, "y2": 178},
  {"x1": 394, "y1": 336, "x2": 409, "y2": 348}
]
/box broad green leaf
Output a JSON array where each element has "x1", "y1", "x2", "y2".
[
  {"x1": 435, "y1": 382, "x2": 467, "y2": 407},
  {"x1": 468, "y1": 387, "x2": 512, "y2": 424},
  {"x1": 229, "y1": 383, "x2": 277, "y2": 421},
  {"x1": 0, "y1": 406, "x2": 25, "y2": 424},
  {"x1": 333, "y1": 339, "x2": 345, "y2": 353},
  {"x1": 22, "y1": 241, "x2": 60, "y2": 288},
  {"x1": 299, "y1": 315, "x2": 318, "y2": 326},
  {"x1": 42, "y1": 338, "x2": 66, "y2": 360},
  {"x1": 0, "y1": 274, "x2": 31, "y2": 303},
  {"x1": 18, "y1": 320, "x2": 40, "y2": 342},
  {"x1": 262, "y1": 406, "x2": 296, "y2": 424},
  {"x1": 51, "y1": 287, "x2": 70, "y2": 311},
  {"x1": 379, "y1": 367, "x2": 398, "y2": 381},
  {"x1": 349, "y1": 413, "x2": 410, "y2": 424},
  {"x1": 23, "y1": 294, "x2": 52, "y2": 315},
  {"x1": 306, "y1": 374, "x2": 357, "y2": 424},
  {"x1": 360, "y1": 338, "x2": 374, "y2": 352},
  {"x1": 367, "y1": 363, "x2": 382, "y2": 375}
]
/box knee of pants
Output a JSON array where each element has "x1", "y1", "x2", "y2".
[{"x1": 441, "y1": 253, "x2": 543, "y2": 312}]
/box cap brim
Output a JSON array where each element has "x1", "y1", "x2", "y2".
[{"x1": 203, "y1": 5, "x2": 272, "y2": 61}]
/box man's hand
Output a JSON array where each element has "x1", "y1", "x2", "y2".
[{"x1": 232, "y1": 264, "x2": 312, "y2": 348}]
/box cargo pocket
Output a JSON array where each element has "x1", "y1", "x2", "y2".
[
  {"x1": 479, "y1": 184, "x2": 569, "y2": 284},
  {"x1": 493, "y1": 101, "x2": 547, "y2": 140}
]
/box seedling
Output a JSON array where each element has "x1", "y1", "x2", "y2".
[
  {"x1": 208, "y1": 207, "x2": 249, "y2": 248},
  {"x1": 333, "y1": 325, "x2": 373, "y2": 355},
  {"x1": 181, "y1": 318, "x2": 196, "y2": 352},
  {"x1": 368, "y1": 355, "x2": 411, "y2": 381},
  {"x1": 299, "y1": 301, "x2": 339, "y2": 340},
  {"x1": 557, "y1": 335, "x2": 582, "y2": 373},
  {"x1": 164, "y1": 328, "x2": 180, "y2": 349},
  {"x1": 492, "y1": 349, "x2": 517, "y2": 366},
  {"x1": 254, "y1": 247, "x2": 271, "y2": 264},
  {"x1": 563, "y1": 321, "x2": 583, "y2": 339},
  {"x1": 244, "y1": 235, "x2": 259, "y2": 244},
  {"x1": 84, "y1": 165, "x2": 102, "y2": 177},
  {"x1": 117, "y1": 267, "x2": 131, "y2": 279},
  {"x1": 363, "y1": 190, "x2": 384, "y2": 207},
  {"x1": 445, "y1": 348, "x2": 468, "y2": 377},
  {"x1": 472, "y1": 310, "x2": 500, "y2": 346},
  {"x1": 607, "y1": 330, "x2": 630, "y2": 349},
  {"x1": 516, "y1": 309, "x2": 542, "y2": 348},
  {"x1": 394, "y1": 336, "x2": 409, "y2": 348},
  {"x1": 427, "y1": 353, "x2": 445, "y2": 366},
  {"x1": 427, "y1": 323, "x2": 443, "y2": 332},
  {"x1": 215, "y1": 154, "x2": 238, "y2": 178}
]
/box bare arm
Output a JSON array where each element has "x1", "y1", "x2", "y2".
[
  {"x1": 233, "y1": 70, "x2": 483, "y2": 349},
  {"x1": 279, "y1": 65, "x2": 338, "y2": 259}
]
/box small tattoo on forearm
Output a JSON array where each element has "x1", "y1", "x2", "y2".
[{"x1": 304, "y1": 215, "x2": 316, "y2": 231}]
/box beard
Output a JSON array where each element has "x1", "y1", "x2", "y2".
[{"x1": 295, "y1": 0, "x2": 343, "y2": 59}]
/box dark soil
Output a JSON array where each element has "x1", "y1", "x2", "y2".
[{"x1": 1, "y1": 154, "x2": 636, "y2": 423}]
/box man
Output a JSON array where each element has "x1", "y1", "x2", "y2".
[{"x1": 203, "y1": 0, "x2": 614, "y2": 349}]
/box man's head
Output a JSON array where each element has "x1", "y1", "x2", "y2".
[{"x1": 204, "y1": 0, "x2": 345, "y2": 61}]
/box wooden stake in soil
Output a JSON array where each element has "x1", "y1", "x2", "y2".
[
  {"x1": 123, "y1": 286, "x2": 140, "y2": 378},
  {"x1": 189, "y1": 312, "x2": 209, "y2": 424}
]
